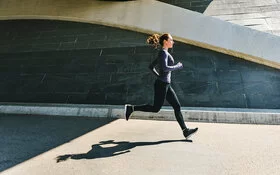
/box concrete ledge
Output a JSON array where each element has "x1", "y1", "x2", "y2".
[{"x1": 1, "y1": 103, "x2": 280, "y2": 125}]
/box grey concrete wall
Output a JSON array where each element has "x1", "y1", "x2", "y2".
[
  {"x1": 1, "y1": 19, "x2": 280, "y2": 109},
  {"x1": 204, "y1": 0, "x2": 280, "y2": 36},
  {"x1": 2, "y1": 0, "x2": 280, "y2": 71},
  {"x1": 158, "y1": 0, "x2": 213, "y2": 13}
]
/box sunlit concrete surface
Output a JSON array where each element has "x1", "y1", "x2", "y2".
[
  {"x1": 204, "y1": 0, "x2": 280, "y2": 36},
  {"x1": 1, "y1": 115, "x2": 279, "y2": 175},
  {"x1": 1, "y1": 0, "x2": 280, "y2": 69}
]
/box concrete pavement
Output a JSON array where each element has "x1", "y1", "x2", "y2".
[{"x1": 1, "y1": 115, "x2": 280, "y2": 175}]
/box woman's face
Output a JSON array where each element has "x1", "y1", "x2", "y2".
[{"x1": 164, "y1": 35, "x2": 174, "y2": 48}]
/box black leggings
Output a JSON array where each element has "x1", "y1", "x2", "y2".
[{"x1": 134, "y1": 79, "x2": 187, "y2": 130}]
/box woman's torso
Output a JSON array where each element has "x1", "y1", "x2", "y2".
[{"x1": 157, "y1": 49, "x2": 174, "y2": 83}]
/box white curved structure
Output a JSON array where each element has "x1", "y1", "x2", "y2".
[{"x1": 1, "y1": 0, "x2": 280, "y2": 69}]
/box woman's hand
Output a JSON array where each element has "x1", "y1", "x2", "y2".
[{"x1": 177, "y1": 62, "x2": 183, "y2": 68}]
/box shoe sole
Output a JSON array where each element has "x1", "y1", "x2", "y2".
[
  {"x1": 124, "y1": 104, "x2": 129, "y2": 120},
  {"x1": 185, "y1": 129, "x2": 198, "y2": 139}
]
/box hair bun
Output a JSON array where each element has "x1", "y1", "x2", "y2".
[{"x1": 146, "y1": 34, "x2": 160, "y2": 48}]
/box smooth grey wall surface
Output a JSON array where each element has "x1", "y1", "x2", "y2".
[
  {"x1": 158, "y1": 0, "x2": 213, "y2": 13},
  {"x1": 0, "y1": 20, "x2": 280, "y2": 109}
]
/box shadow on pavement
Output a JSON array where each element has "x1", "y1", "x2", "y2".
[
  {"x1": 0, "y1": 115, "x2": 116, "y2": 172},
  {"x1": 56, "y1": 139, "x2": 191, "y2": 162}
]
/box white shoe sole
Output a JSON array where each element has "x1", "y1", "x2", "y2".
[
  {"x1": 185, "y1": 129, "x2": 198, "y2": 139},
  {"x1": 186, "y1": 132, "x2": 196, "y2": 139},
  {"x1": 123, "y1": 104, "x2": 127, "y2": 119},
  {"x1": 124, "y1": 104, "x2": 130, "y2": 120}
]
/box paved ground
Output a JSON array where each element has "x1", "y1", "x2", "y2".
[{"x1": 1, "y1": 115, "x2": 280, "y2": 175}]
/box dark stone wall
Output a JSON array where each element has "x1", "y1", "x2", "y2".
[
  {"x1": 158, "y1": 0, "x2": 213, "y2": 13},
  {"x1": 0, "y1": 19, "x2": 280, "y2": 109}
]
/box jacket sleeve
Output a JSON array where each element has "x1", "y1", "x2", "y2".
[{"x1": 149, "y1": 58, "x2": 159, "y2": 77}]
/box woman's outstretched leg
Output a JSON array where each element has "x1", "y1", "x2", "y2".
[
  {"x1": 166, "y1": 86, "x2": 198, "y2": 139},
  {"x1": 166, "y1": 86, "x2": 187, "y2": 130},
  {"x1": 125, "y1": 80, "x2": 168, "y2": 120}
]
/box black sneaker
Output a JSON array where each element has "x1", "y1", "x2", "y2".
[
  {"x1": 124, "y1": 104, "x2": 133, "y2": 121},
  {"x1": 183, "y1": 128, "x2": 198, "y2": 139}
]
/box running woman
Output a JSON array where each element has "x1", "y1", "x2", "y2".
[{"x1": 125, "y1": 33, "x2": 198, "y2": 139}]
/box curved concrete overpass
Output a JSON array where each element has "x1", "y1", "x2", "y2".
[{"x1": 1, "y1": 0, "x2": 280, "y2": 69}]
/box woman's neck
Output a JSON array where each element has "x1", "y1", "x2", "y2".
[{"x1": 162, "y1": 46, "x2": 168, "y2": 50}]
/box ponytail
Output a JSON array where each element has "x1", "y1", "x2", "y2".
[
  {"x1": 146, "y1": 33, "x2": 170, "y2": 48},
  {"x1": 146, "y1": 34, "x2": 160, "y2": 48}
]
